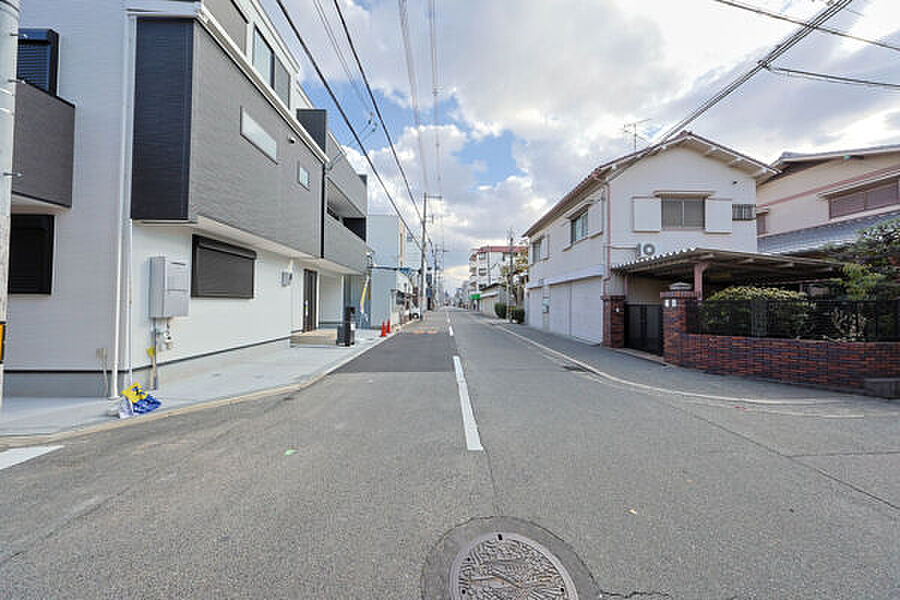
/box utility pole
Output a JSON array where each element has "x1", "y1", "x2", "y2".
[
  {"x1": 0, "y1": 0, "x2": 20, "y2": 412},
  {"x1": 507, "y1": 227, "x2": 514, "y2": 323},
  {"x1": 419, "y1": 193, "x2": 427, "y2": 316}
]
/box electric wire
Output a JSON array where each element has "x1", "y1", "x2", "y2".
[
  {"x1": 764, "y1": 64, "x2": 900, "y2": 91},
  {"x1": 273, "y1": 0, "x2": 424, "y2": 252},
  {"x1": 398, "y1": 0, "x2": 431, "y2": 195},
  {"x1": 711, "y1": 0, "x2": 900, "y2": 54},
  {"x1": 608, "y1": 0, "x2": 854, "y2": 182},
  {"x1": 330, "y1": 0, "x2": 430, "y2": 235},
  {"x1": 428, "y1": 0, "x2": 442, "y2": 196},
  {"x1": 311, "y1": 0, "x2": 373, "y2": 119}
]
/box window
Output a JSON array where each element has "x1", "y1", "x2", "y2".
[
  {"x1": 17, "y1": 29, "x2": 59, "y2": 94},
  {"x1": 757, "y1": 212, "x2": 768, "y2": 235},
  {"x1": 570, "y1": 211, "x2": 588, "y2": 244},
  {"x1": 662, "y1": 197, "x2": 704, "y2": 229},
  {"x1": 252, "y1": 28, "x2": 290, "y2": 107},
  {"x1": 297, "y1": 162, "x2": 310, "y2": 188},
  {"x1": 9, "y1": 215, "x2": 54, "y2": 294},
  {"x1": 829, "y1": 179, "x2": 899, "y2": 218},
  {"x1": 732, "y1": 204, "x2": 755, "y2": 221},
  {"x1": 241, "y1": 108, "x2": 277, "y2": 161},
  {"x1": 192, "y1": 235, "x2": 256, "y2": 298},
  {"x1": 531, "y1": 238, "x2": 543, "y2": 262}
]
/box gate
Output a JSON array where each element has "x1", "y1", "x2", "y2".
[{"x1": 625, "y1": 303, "x2": 663, "y2": 355}]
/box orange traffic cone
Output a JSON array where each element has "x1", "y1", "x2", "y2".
[
  {"x1": 387, "y1": 319, "x2": 392, "y2": 334},
  {"x1": 380, "y1": 321, "x2": 386, "y2": 337}
]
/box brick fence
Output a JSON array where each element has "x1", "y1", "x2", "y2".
[
  {"x1": 602, "y1": 295, "x2": 626, "y2": 348},
  {"x1": 661, "y1": 291, "x2": 900, "y2": 392}
]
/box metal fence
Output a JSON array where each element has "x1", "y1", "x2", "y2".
[{"x1": 687, "y1": 299, "x2": 900, "y2": 342}]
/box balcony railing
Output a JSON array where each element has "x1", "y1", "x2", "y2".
[
  {"x1": 324, "y1": 215, "x2": 367, "y2": 273},
  {"x1": 12, "y1": 82, "x2": 75, "y2": 207}
]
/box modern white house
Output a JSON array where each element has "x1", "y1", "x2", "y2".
[
  {"x1": 7, "y1": 0, "x2": 369, "y2": 398},
  {"x1": 366, "y1": 214, "x2": 416, "y2": 328},
  {"x1": 757, "y1": 143, "x2": 900, "y2": 255},
  {"x1": 466, "y1": 244, "x2": 523, "y2": 311},
  {"x1": 524, "y1": 131, "x2": 776, "y2": 347}
]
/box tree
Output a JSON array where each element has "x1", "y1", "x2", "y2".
[
  {"x1": 828, "y1": 218, "x2": 900, "y2": 299},
  {"x1": 500, "y1": 247, "x2": 529, "y2": 307}
]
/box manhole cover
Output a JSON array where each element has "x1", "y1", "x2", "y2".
[{"x1": 450, "y1": 532, "x2": 578, "y2": 599}]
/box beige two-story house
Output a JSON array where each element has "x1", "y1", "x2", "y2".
[{"x1": 757, "y1": 144, "x2": 900, "y2": 255}]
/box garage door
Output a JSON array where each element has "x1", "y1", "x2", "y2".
[
  {"x1": 549, "y1": 283, "x2": 571, "y2": 336},
  {"x1": 570, "y1": 278, "x2": 603, "y2": 343}
]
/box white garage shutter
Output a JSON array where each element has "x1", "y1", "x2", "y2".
[{"x1": 570, "y1": 279, "x2": 604, "y2": 343}]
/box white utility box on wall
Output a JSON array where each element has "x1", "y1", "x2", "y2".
[{"x1": 149, "y1": 257, "x2": 190, "y2": 318}]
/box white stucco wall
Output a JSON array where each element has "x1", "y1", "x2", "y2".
[
  {"x1": 367, "y1": 214, "x2": 405, "y2": 268},
  {"x1": 130, "y1": 224, "x2": 293, "y2": 370},
  {"x1": 757, "y1": 152, "x2": 900, "y2": 237},
  {"x1": 318, "y1": 272, "x2": 343, "y2": 323},
  {"x1": 7, "y1": 1, "x2": 130, "y2": 371},
  {"x1": 607, "y1": 147, "x2": 758, "y2": 268}
]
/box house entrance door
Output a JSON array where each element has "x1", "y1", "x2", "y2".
[{"x1": 303, "y1": 269, "x2": 318, "y2": 331}]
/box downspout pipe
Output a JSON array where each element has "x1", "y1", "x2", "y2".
[{"x1": 108, "y1": 14, "x2": 134, "y2": 415}]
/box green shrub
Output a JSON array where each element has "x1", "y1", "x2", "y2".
[
  {"x1": 707, "y1": 286, "x2": 807, "y2": 301},
  {"x1": 494, "y1": 302, "x2": 507, "y2": 318},
  {"x1": 701, "y1": 286, "x2": 812, "y2": 338},
  {"x1": 510, "y1": 307, "x2": 525, "y2": 323}
]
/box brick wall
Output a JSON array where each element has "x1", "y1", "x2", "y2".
[
  {"x1": 603, "y1": 295, "x2": 625, "y2": 348},
  {"x1": 661, "y1": 294, "x2": 900, "y2": 392}
]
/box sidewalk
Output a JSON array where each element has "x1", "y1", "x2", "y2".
[
  {"x1": 484, "y1": 316, "x2": 880, "y2": 403},
  {"x1": 0, "y1": 328, "x2": 387, "y2": 439}
]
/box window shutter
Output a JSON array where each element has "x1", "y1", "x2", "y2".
[
  {"x1": 633, "y1": 197, "x2": 661, "y2": 232},
  {"x1": 705, "y1": 198, "x2": 732, "y2": 233},
  {"x1": 9, "y1": 215, "x2": 54, "y2": 294},
  {"x1": 17, "y1": 29, "x2": 59, "y2": 94},
  {"x1": 192, "y1": 236, "x2": 256, "y2": 298}
]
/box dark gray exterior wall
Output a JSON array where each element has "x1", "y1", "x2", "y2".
[
  {"x1": 204, "y1": 0, "x2": 248, "y2": 51},
  {"x1": 11, "y1": 82, "x2": 74, "y2": 207},
  {"x1": 131, "y1": 19, "x2": 194, "y2": 220},
  {"x1": 325, "y1": 133, "x2": 367, "y2": 217},
  {"x1": 189, "y1": 23, "x2": 322, "y2": 257}
]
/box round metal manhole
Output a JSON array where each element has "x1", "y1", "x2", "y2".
[{"x1": 450, "y1": 532, "x2": 578, "y2": 599}]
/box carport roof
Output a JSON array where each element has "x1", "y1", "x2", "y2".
[{"x1": 612, "y1": 248, "x2": 843, "y2": 285}]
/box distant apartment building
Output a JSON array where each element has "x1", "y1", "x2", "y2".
[
  {"x1": 467, "y1": 245, "x2": 523, "y2": 292},
  {"x1": 757, "y1": 144, "x2": 900, "y2": 255},
  {"x1": 7, "y1": 0, "x2": 368, "y2": 398},
  {"x1": 524, "y1": 132, "x2": 774, "y2": 345},
  {"x1": 366, "y1": 214, "x2": 416, "y2": 327}
]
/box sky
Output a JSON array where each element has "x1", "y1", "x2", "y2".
[{"x1": 265, "y1": 0, "x2": 900, "y2": 291}]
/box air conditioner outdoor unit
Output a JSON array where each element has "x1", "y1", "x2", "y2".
[{"x1": 635, "y1": 243, "x2": 657, "y2": 258}]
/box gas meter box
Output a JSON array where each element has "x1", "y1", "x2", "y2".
[{"x1": 149, "y1": 257, "x2": 189, "y2": 318}]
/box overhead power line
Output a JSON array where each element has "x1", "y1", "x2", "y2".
[
  {"x1": 764, "y1": 65, "x2": 900, "y2": 91},
  {"x1": 711, "y1": 0, "x2": 900, "y2": 54},
  {"x1": 428, "y1": 0, "x2": 442, "y2": 196},
  {"x1": 273, "y1": 0, "x2": 424, "y2": 252},
  {"x1": 330, "y1": 0, "x2": 426, "y2": 230},
  {"x1": 594, "y1": 0, "x2": 854, "y2": 187},
  {"x1": 311, "y1": 0, "x2": 372, "y2": 118},
  {"x1": 398, "y1": 0, "x2": 432, "y2": 195}
]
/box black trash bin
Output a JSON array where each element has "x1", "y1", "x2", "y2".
[{"x1": 337, "y1": 306, "x2": 356, "y2": 346}]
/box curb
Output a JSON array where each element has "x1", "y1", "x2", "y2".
[
  {"x1": 0, "y1": 327, "x2": 405, "y2": 449},
  {"x1": 489, "y1": 321, "x2": 852, "y2": 406}
]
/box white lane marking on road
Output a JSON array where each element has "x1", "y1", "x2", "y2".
[
  {"x1": 449, "y1": 326, "x2": 454, "y2": 337},
  {"x1": 0, "y1": 445, "x2": 63, "y2": 471},
  {"x1": 453, "y1": 355, "x2": 483, "y2": 451},
  {"x1": 494, "y1": 325, "x2": 847, "y2": 406}
]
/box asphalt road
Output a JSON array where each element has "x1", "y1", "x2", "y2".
[{"x1": 0, "y1": 309, "x2": 898, "y2": 598}]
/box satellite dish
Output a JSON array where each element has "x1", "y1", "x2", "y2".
[{"x1": 642, "y1": 243, "x2": 656, "y2": 257}]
